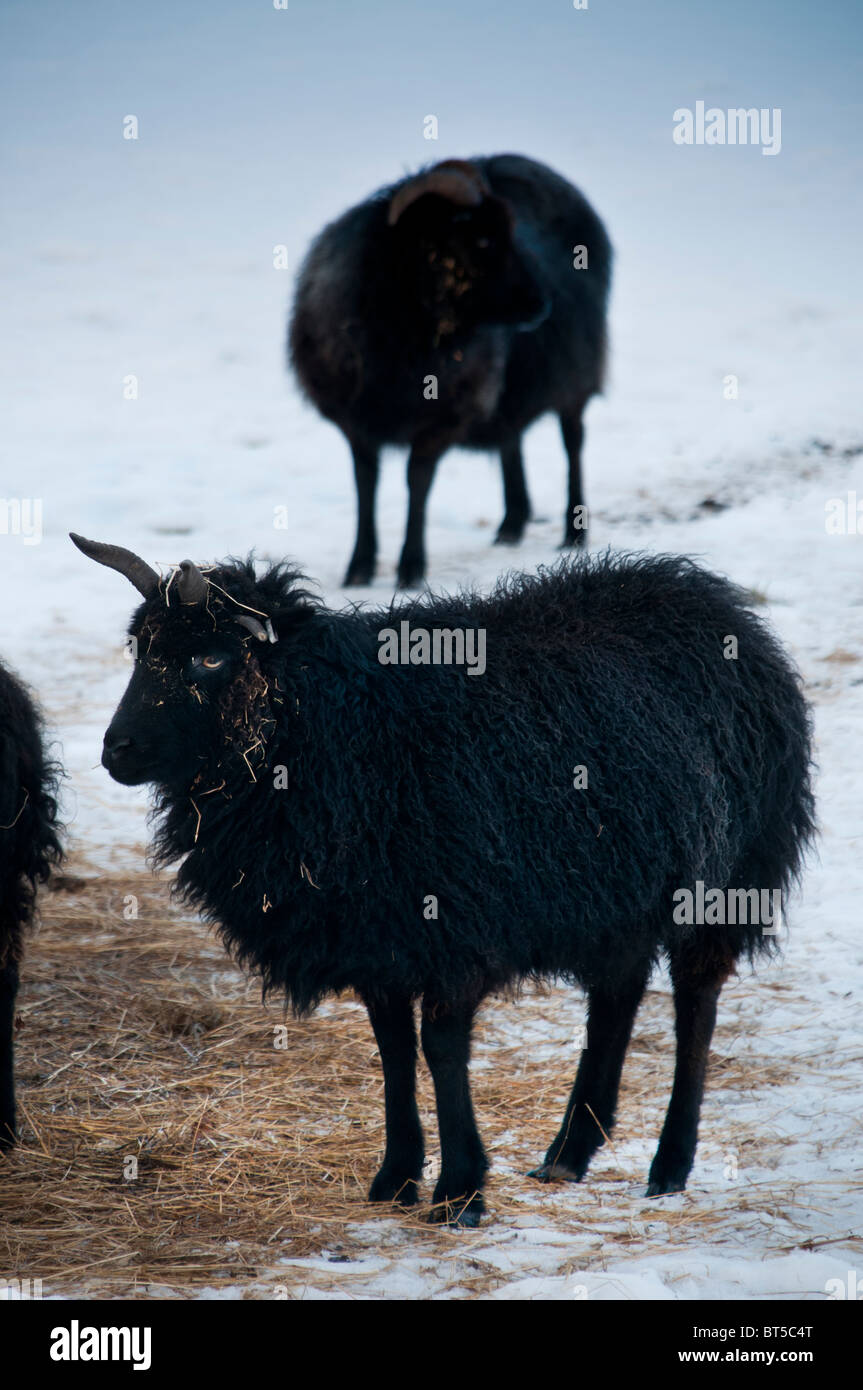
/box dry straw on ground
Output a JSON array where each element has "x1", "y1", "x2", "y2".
[{"x1": 0, "y1": 857, "x2": 854, "y2": 1299}]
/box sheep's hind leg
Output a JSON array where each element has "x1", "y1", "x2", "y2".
[
  {"x1": 421, "y1": 996, "x2": 488, "y2": 1227},
  {"x1": 344, "y1": 438, "x2": 380, "y2": 586},
  {"x1": 0, "y1": 960, "x2": 19, "y2": 1152},
  {"x1": 646, "y1": 944, "x2": 734, "y2": 1196},
  {"x1": 559, "y1": 406, "x2": 588, "y2": 548},
  {"x1": 363, "y1": 994, "x2": 424, "y2": 1206},
  {"x1": 494, "y1": 438, "x2": 530, "y2": 544},
  {"x1": 529, "y1": 966, "x2": 649, "y2": 1184}
]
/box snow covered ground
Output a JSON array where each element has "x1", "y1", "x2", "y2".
[{"x1": 1, "y1": 0, "x2": 861, "y2": 1298}]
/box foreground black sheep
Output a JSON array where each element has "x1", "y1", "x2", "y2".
[
  {"x1": 72, "y1": 534, "x2": 814, "y2": 1225},
  {"x1": 290, "y1": 153, "x2": 612, "y2": 587},
  {"x1": 0, "y1": 658, "x2": 62, "y2": 1151}
]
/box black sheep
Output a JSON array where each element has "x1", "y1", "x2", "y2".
[
  {"x1": 0, "y1": 658, "x2": 63, "y2": 1151},
  {"x1": 289, "y1": 154, "x2": 612, "y2": 587},
  {"x1": 72, "y1": 533, "x2": 814, "y2": 1225}
]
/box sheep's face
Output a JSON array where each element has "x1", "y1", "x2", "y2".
[
  {"x1": 70, "y1": 538, "x2": 311, "y2": 794},
  {"x1": 396, "y1": 196, "x2": 549, "y2": 337},
  {"x1": 102, "y1": 603, "x2": 267, "y2": 791}
]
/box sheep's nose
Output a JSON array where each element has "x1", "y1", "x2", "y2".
[{"x1": 103, "y1": 730, "x2": 132, "y2": 753}]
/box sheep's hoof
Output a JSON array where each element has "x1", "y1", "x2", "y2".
[
  {"x1": 558, "y1": 532, "x2": 588, "y2": 550},
  {"x1": 427, "y1": 1193, "x2": 485, "y2": 1228},
  {"x1": 493, "y1": 520, "x2": 526, "y2": 545},
  {"x1": 527, "y1": 1161, "x2": 584, "y2": 1184},
  {"x1": 645, "y1": 1175, "x2": 687, "y2": 1198},
  {"x1": 646, "y1": 1149, "x2": 691, "y2": 1196},
  {"x1": 368, "y1": 1171, "x2": 421, "y2": 1206},
  {"x1": 396, "y1": 563, "x2": 426, "y2": 590},
  {"x1": 343, "y1": 559, "x2": 375, "y2": 586}
]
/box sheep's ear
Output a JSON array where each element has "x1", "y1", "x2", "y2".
[
  {"x1": 268, "y1": 600, "x2": 319, "y2": 643},
  {"x1": 388, "y1": 162, "x2": 487, "y2": 226}
]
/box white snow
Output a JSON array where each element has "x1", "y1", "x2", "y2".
[{"x1": 1, "y1": 0, "x2": 861, "y2": 1299}]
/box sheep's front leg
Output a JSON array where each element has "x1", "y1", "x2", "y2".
[
  {"x1": 421, "y1": 997, "x2": 488, "y2": 1226},
  {"x1": 364, "y1": 994, "x2": 424, "y2": 1206},
  {"x1": 397, "y1": 447, "x2": 443, "y2": 588},
  {"x1": 0, "y1": 960, "x2": 19, "y2": 1152},
  {"x1": 344, "y1": 438, "x2": 380, "y2": 586}
]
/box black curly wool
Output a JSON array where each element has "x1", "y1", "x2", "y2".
[
  {"x1": 130, "y1": 555, "x2": 811, "y2": 1008},
  {"x1": 0, "y1": 659, "x2": 63, "y2": 1148}
]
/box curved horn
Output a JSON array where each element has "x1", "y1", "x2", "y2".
[
  {"x1": 175, "y1": 559, "x2": 208, "y2": 606},
  {"x1": 235, "y1": 615, "x2": 268, "y2": 642},
  {"x1": 387, "y1": 160, "x2": 488, "y2": 226},
  {"x1": 69, "y1": 533, "x2": 159, "y2": 598}
]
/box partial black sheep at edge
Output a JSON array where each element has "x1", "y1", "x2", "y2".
[
  {"x1": 0, "y1": 659, "x2": 63, "y2": 1151},
  {"x1": 290, "y1": 153, "x2": 612, "y2": 588},
  {"x1": 71, "y1": 533, "x2": 815, "y2": 1227}
]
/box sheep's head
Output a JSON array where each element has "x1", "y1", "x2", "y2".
[
  {"x1": 71, "y1": 534, "x2": 304, "y2": 793},
  {"x1": 387, "y1": 159, "x2": 549, "y2": 338}
]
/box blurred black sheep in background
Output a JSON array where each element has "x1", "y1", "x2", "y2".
[{"x1": 290, "y1": 154, "x2": 612, "y2": 586}]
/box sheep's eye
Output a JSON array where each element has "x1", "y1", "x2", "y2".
[{"x1": 192, "y1": 655, "x2": 224, "y2": 671}]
